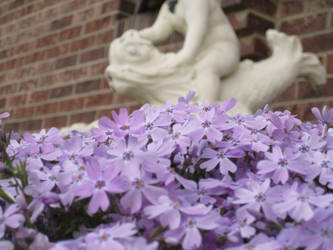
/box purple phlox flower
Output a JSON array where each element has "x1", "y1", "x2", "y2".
[
  {"x1": 270, "y1": 114, "x2": 301, "y2": 143},
  {"x1": 120, "y1": 173, "x2": 167, "y2": 214},
  {"x1": 312, "y1": 105, "x2": 333, "y2": 126},
  {"x1": 307, "y1": 150, "x2": 333, "y2": 185},
  {"x1": 182, "y1": 108, "x2": 224, "y2": 143},
  {"x1": 0, "y1": 205, "x2": 25, "y2": 238},
  {"x1": 108, "y1": 136, "x2": 148, "y2": 180},
  {"x1": 85, "y1": 222, "x2": 137, "y2": 250},
  {"x1": 275, "y1": 227, "x2": 304, "y2": 250},
  {"x1": 92, "y1": 116, "x2": 115, "y2": 143},
  {"x1": 228, "y1": 208, "x2": 256, "y2": 241},
  {"x1": 164, "y1": 211, "x2": 218, "y2": 250},
  {"x1": 141, "y1": 105, "x2": 171, "y2": 140},
  {"x1": 144, "y1": 139, "x2": 174, "y2": 173},
  {"x1": 257, "y1": 146, "x2": 308, "y2": 184},
  {"x1": 161, "y1": 101, "x2": 190, "y2": 123},
  {"x1": 144, "y1": 195, "x2": 212, "y2": 229},
  {"x1": 111, "y1": 108, "x2": 145, "y2": 137},
  {"x1": 123, "y1": 237, "x2": 158, "y2": 250},
  {"x1": 74, "y1": 158, "x2": 130, "y2": 215},
  {"x1": 178, "y1": 90, "x2": 196, "y2": 104},
  {"x1": 294, "y1": 133, "x2": 326, "y2": 158},
  {"x1": 25, "y1": 143, "x2": 63, "y2": 172},
  {"x1": 273, "y1": 183, "x2": 333, "y2": 222},
  {"x1": 0, "y1": 178, "x2": 21, "y2": 199},
  {"x1": 326, "y1": 128, "x2": 333, "y2": 149},
  {"x1": 0, "y1": 112, "x2": 9, "y2": 125},
  {"x1": 243, "y1": 127, "x2": 272, "y2": 152},
  {"x1": 231, "y1": 114, "x2": 266, "y2": 130},
  {"x1": 200, "y1": 144, "x2": 243, "y2": 174},
  {"x1": 226, "y1": 233, "x2": 280, "y2": 250},
  {"x1": 168, "y1": 123, "x2": 191, "y2": 152},
  {"x1": 233, "y1": 179, "x2": 278, "y2": 221},
  {"x1": 0, "y1": 241, "x2": 13, "y2": 250},
  {"x1": 221, "y1": 98, "x2": 237, "y2": 113},
  {"x1": 301, "y1": 208, "x2": 333, "y2": 250},
  {"x1": 24, "y1": 127, "x2": 61, "y2": 149},
  {"x1": 30, "y1": 165, "x2": 63, "y2": 192},
  {"x1": 199, "y1": 174, "x2": 238, "y2": 191},
  {"x1": 24, "y1": 185, "x2": 60, "y2": 222},
  {"x1": 157, "y1": 164, "x2": 197, "y2": 190}
]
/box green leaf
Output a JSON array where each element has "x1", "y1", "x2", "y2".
[
  {"x1": 0, "y1": 187, "x2": 15, "y2": 204},
  {"x1": 0, "y1": 173, "x2": 10, "y2": 179},
  {"x1": 19, "y1": 161, "x2": 28, "y2": 187}
]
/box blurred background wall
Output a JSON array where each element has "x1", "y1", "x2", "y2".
[{"x1": 0, "y1": 0, "x2": 332, "y2": 132}]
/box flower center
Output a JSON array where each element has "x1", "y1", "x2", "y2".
[
  {"x1": 173, "y1": 133, "x2": 180, "y2": 139},
  {"x1": 96, "y1": 180, "x2": 105, "y2": 189},
  {"x1": 255, "y1": 193, "x2": 266, "y2": 202},
  {"x1": 79, "y1": 165, "x2": 86, "y2": 171},
  {"x1": 321, "y1": 161, "x2": 329, "y2": 168},
  {"x1": 298, "y1": 195, "x2": 307, "y2": 202},
  {"x1": 0, "y1": 219, "x2": 4, "y2": 224},
  {"x1": 246, "y1": 244, "x2": 254, "y2": 249},
  {"x1": 201, "y1": 121, "x2": 211, "y2": 128},
  {"x1": 239, "y1": 221, "x2": 245, "y2": 227},
  {"x1": 278, "y1": 158, "x2": 288, "y2": 167},
  {"x1": 217, "y1": 152, "x2": 225, "y2": 159},
  {"x1": 145, "y1": 123, "x2": 153, "y2": 130},
  {"x1": 120, "y1": 125, "x2": 129, "y2": 130},
  {"x1": 203, "y1": 106, "x2": 210, "y2": 112},
  {"x1": 105, "y1": 131, "x2": 112, "y2": 136},
  {"x1": 135, "y1": 180, "x2": 143, "y2": 188},
  {"x1": 99, "y1": 233, "x2": 109, "y2": 241},
  {"x1": 173, "y1": 202, "x2": 180, "y2": 208},
  {"x1": 122, "y1": 151, "x2": 134, "y2": 161},
  {"x1": 299, "y1": 145, "x2": 309, "y2": 153},
  {"x1": 321, "y1": 229, "x2": 331, "y2": 237}
]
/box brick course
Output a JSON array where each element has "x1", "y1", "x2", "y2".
[{"x1": 0, "y1": 0, "x2": 332, "y2": 132}]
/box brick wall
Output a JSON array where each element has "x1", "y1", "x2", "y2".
[
  {"x1": 272, "y1": 0, "x2": 333, "y2": 121},
  {"x1": 0, "y1": 0, "x2": 331, "y2": 132}
]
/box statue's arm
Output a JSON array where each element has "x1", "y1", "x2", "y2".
[
  {"x1": 177, "y1": 0, "x2": 209, "y2": 64},
  {"x1": 139, "y1": 3, "x2": 173, "y2": 43}
]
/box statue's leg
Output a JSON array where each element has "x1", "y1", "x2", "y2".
[{"x1": 194, "y1": 46, "x2": 239, "y2": 103}]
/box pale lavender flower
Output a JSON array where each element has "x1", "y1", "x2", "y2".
[
  {"x1": 0, "y1": 205, "x2": 25, "y2": 238},
  {"x1": 257, "y1": 146, "x2": 308, "y2": 184},
  {"x1": 85, "y1": 223, "x2": 137, "y2": 250},
  {"x1": 274, "y1": 183, "x2": 333, "y2": 222},
  {"x1": 312, "y1": 105, "x2": 333, "y2": 126},
  {"x1": 74, "y1": 158, "x2": 130, "y2": 215}
]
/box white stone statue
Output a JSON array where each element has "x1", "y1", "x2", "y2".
[{"x1": 105, "y1": 0, "x2": 326, "y2": 115}]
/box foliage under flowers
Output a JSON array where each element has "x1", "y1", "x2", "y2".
[{"x1": 0, "y1": 92, "x2": 333, "y2": 249}]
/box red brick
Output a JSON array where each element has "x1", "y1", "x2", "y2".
[
  {"x1": 75, "y1": 79, "x2": 101, "y2": 93},
  {"x1": 50, "y1": 86, "x2": 73, "y2": 99},
  {"x1": 8, "y1": 0, "x2": 26, "y2": 10},
  {"x1": 297, "y1": 78, "x2": 333, "y2": 99},
  {"x1": 45, "y1": 115, "x2": 68, "y2": 128},
  {"x1": 37, "y1": 62, "x2": 53, "y2": 74},
  {"x1": 62, "y1": 0, "x2": 88, "y2": 14},
  {"x1": 0, "y1": 84, "x2": 17, "y2": 95},
  {"x1": 89, "y1": 62, "x2": 108, "y2": 75},
  {"x1": 8, "y1": 94, "x2": 27, "y2": 106},
  {"x1": 240, "y1": 36, "x2": 270, "y2": 60},
  {"x1": 302, "y1": 33, "x2": 333, "y2": 53},
  {"x1": 70, "y1": 111, "x2": 96, "y2": 124},
  {"x1": 95, "y1": 30, "x2": 114, "y2": 45},
  {"x1": 101, "y1": 1, "x2": 119, "y2": 14},
  {"x1": 55, "y1": 55, "x2": 77, "y2": 69},
  {"x1": 73, "y1": 6, "x2": 100, "y2": 24},
  {"x1": 25, "y1": 51, "x2": 45, "y2": 64},
  {"x1": 28, "y1": 90, "x2": 49, "y2": 103},
  {"x1": 46, "y1": 44, "x2": 70, "y2": 58},
  {"x1": 19, "y1": 80, "x2": 38, "y2": 92},
  {"x1": 60, "y1": 98, "x2": 85, "y2": 112},
  {"x1": 85, "y1": 93, "x2": 114, "y2": 107},
  {"x1": 280, "y1": 13, "x2": 327, "y2": 35},
  {"x1": 37, "y1": 34, "x2": 58, "y2": 48},
  {"x1": 50, "y1": 15, "x2": 73, "y2": 30},
  {"x1": 14, "y1": 106, "x2": 34, "y2": 119},
  {"x1": 112, "y1": 94, "x2": 134, "y2": 105},
  {"x1": 279, "y1": 0, "x2": 304, "y2": 17},
  {"x1": 15, "y1": 42, "x2": 34, "y2": 54},
  {"x1": 5, "y1": 57, "x2": 24, "y2": 70},
  {"x1": 228, "y1": 12, "x2": 274, "y2": 36},
  {"x1": 84, "y1": 16, "x2": 111, "y2": 34},
  {"x1": 307, "y1": 0, "x2": 333, "y2": 12},
  {"x1": 0, "y1": 98, "x2": 6, "y2": 109},
  {"x1": 272, "y1": 84, "x2": 296, "y2": 103},
  {"x1": 4, "y1": 122, "x2": 20, "y2": 133},
  {"x1": 222, "y1": 0, "x2": 276, "y2": 16},
  {"x1": 36, "y1": 102, "x2": 58, "y2": 115},
  {"x1": 20, "y1": 119, "x2": 42, "y2": 132},
  {"x1": 59, "y1": 26, "x2": 82, "y2": 41},
  {"x1": 70, "y1": 36, "x2": 95, "y2": 52},
  {"x1": 328, "y1": 54, "x2": 333, "y2": 73},
  {"x1": 80, "y1": 48, "x2": 105, "y2": 63}
]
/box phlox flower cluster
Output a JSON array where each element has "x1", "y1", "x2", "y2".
[{"x1": 0, "y1": 93, "x2": 333, "y2": 250}]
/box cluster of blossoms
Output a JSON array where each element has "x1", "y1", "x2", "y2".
[{"x1": 0, "y1": 92, "x2": 333, "y2": 249}]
